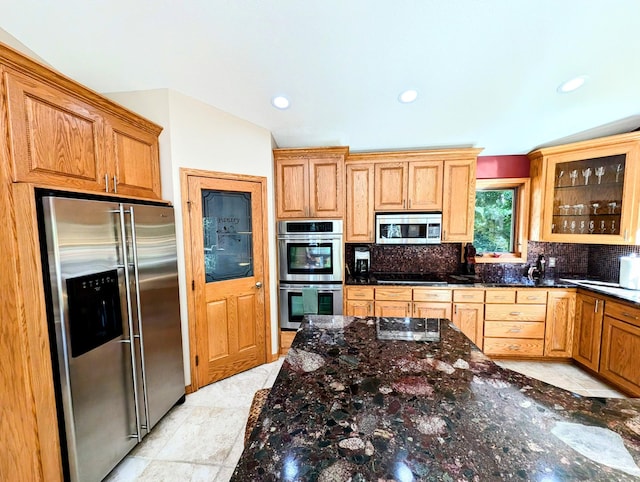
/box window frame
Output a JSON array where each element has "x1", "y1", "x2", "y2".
[{"x1": 473, "y1": 177, "x2": 530, "y2": 264}]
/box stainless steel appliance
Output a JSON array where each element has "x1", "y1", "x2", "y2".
[
  {"x1": 620, "y1": 254, "x2": 640, "y2": 290},
  {"x1": 277, "y1": 220, "x2": 343, "y2": 282},
  {"x1": 354, "y1": 247, "x2": 371, "y2": 279},
  {"x1": 279, "y1": 282, "x2": 343, "y2": 329},
  {"x1": 375, "y1": 212, "x2": 442, "y2": 244},
  {"x1": 37, "y1": 192, "x2": 185, "y2": 482}
]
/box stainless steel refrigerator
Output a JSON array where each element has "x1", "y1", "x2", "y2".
[{"x1": 38, "y1": 192, "x2": 185, "y2": 482}]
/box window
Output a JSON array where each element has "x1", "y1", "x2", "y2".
[{"x1": 473, "y1": 178, "x2": 530, "y2": 263}]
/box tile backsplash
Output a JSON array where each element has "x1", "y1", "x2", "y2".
[{"x1": 346, "y1": 241, "x2": 640, "y2": 282}]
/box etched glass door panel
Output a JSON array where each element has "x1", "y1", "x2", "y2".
[
  {"x1": 552, "y1": 154, "x2": 625, "y2": 236},
  {"x1": 202, "y1": 190, "x2": 253, "y2": 282}
]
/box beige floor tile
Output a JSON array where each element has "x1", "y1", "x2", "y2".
[
  {"x1": 136, "y1": 460, "x2": 220, "y2": 481},
  {"x1": 104, "y1": 456, "x2": 151, "y2": 482},
  {"x1": 215, "y1": 465, "x2": 238, "y2": 482},
  {"x1": 130, "y1": 404, "x2": 192, "y2": 458},
  {"x1": 155, "y1": 406, "x2": 247, "y2": 464}
]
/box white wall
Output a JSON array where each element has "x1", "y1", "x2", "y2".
[{"x1": 107, "y1": 89, "x2": 277, "y2": 386}]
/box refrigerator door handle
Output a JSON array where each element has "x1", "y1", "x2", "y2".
[
  {"x1": 118, "y1": 205, "x2": 143, "y2": 443},
  {"x1": 128, "y1": 206, "x2": 151, "y2": 434}
]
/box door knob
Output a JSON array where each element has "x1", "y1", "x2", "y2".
[{"x1": 255, "y1": 281, "x2": 263, "y2": 288}]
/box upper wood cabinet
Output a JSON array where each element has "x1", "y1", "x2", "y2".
[
  {"x1": 2, "y1": 62, "x2": 163, "y2": 199},
  {"x1": 442, "y1": 158, "x2": 477, "y2": 242},
  {"x1": 528, "y1": 132, "x2": 640, "y2": 245},
  {"x1": 373, "y1": 160, "x2": 443, "y2": 211},
  {"x1": 274, "y1": 147, "x2": 347, "y2": 219},
  {"x1": 345, "y1": 162, "x2": 375, "y2": 242}
]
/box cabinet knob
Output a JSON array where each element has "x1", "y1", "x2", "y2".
[{"x1": 255, "y1": 281, "x2": 263, "y2": 288}]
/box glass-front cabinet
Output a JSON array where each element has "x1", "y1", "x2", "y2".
[{"x1": 528, "y1": 132, "x2": 640, "y2": 244}]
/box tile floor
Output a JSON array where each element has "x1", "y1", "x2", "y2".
[{"x1": 105, "y1": 357, "x2": 625, "y2": 481}]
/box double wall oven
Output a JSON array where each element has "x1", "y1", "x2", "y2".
[{"x1": 278, "y1": 220, "x2": 343, "y2": 329}]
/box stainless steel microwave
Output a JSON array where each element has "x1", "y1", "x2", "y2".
[{"x1": 375, "y1": 213, "x2": 442, "y2": 244}]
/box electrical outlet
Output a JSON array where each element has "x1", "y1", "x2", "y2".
[{"x1": 548, "y1": 257, "x2": 556, "y2": 268}]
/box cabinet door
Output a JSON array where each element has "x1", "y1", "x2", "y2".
[
  {"x1": 4, "y1": 67, "x2": 107, "y2": 191},
  {"x1": 600, "y1": 315, "x2": 640, "y2": 396},
  {"x1": 309, "y1": 157, "x2": 343, "y2": 217},
  {"x1": 530, "y1": 137, "x2": 640, "y2": 245},
  {"x1": 573, "y1": 293, "x2": 604, "y2": 371},
  {"x1": 275, "y1": 158, "x2": 309, "y2": 218},
  {"x1": 104, "y1": 114, "x2": 161, "y2": 199},
  {"x1": 544, "y1": 290, "x2": 576, "y2": 357},
  {"x1": 442, "y1": 159, "x2": 476, "y2": 242},
  {"x1": 345, "y1": 163, "x2": 375, "y2": 242},
  {"x1": 374, "y1": 162, "x2": 407, "y2": 210},
  {"x1": 452, "y1": 302, "x2": 483, "y2": 347},
  {"x1": 375, "y1": 300, "x2": 411, "y2": 317},
  {"x1": 413, "y1": 302, "x2": 451, "y2": 320},
  {"x1": 346, "y1": 300, "x2": 373, "y2": 317},
  {"x1": 408, "y1": 160, "x2": 443, "y2": 211}
]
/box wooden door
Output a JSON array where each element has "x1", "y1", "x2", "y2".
[
  {"x1": 442, "y1": 159, "x2": 476, "y2": 242},
  {"x1": 346, "y1": 300, "x2": 373, "y2": 317},
  {"x1": 309, "y1": 157, "x2": 344, "y2": 217},
  {"x1": 345, "y1": 163, "x2": 375, "y2": 242},
  {"x1": 413, "y1": 302, "x2": 452, "y2": 320},
  {"x1": 544, "y1": 290, "x2": 576, "y2": 357},
  {"x1": 600, "y1": 316, "x2": 640, "y2": 396},
  {"x1": 452, "y1": 303, "x2": 483, "y2": 347},
  {"x1": 573, "y1": 293, "x2": 603, "y2": 371},
  {"x1": 375, "y1": 301, "x2": 411, "y2": 317},
  {"x1": 187, "y1": 174, "x2": 268, "y2": 387},
  {"x1": 3, "y1": 67, "x2": 107, "y2": 191},
  {"x1": 408, "y1": 160, "x2": 443, "y2": 211},
  {"x1": 374, "y1": 162, "x2": 407, "y2": 210},
  {"x1": 105, "y1": 114, "x2": 161, "y2": 199},
  {"x1": 275, "y1": 157, "x2": 309, "y2": 218}
]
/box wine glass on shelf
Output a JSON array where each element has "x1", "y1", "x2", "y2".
[
  {"x1": 591, "y1": 202, "x2": 600, "y2": 215},
  {"x1": 569, "y1": 170, "x2": 579, "y2": 186},
  {"x1": 556, "y1": 170, "x2": 564, "y2": 187},
  {"x1": 579, "y1": 221, "x2": 585, "y2": 234},
  {"x1": 563, "y1": 220, "x2": 568, "y2": 233},
  {"x1": 608, "y1": 201, "x2": 617, "y2": 214},
  {"x1": 615, "y1": 164, "x2": 623, "y2": 183},
  {"x1": 600, "y1": 220, "x2": 607, "y2": 234},
  {"x1": 582, "y1": 167, "x2": 592, "y2": 185},
  {"x1": 570, "y1": 221, "x2": 576, "y2": 233},
  {"x1": 611, "y1": 220, "x2": 616, "y2": 234},
  {"x1": 588, "y1": 221, "x2": 595, "y2": 234},
  {"x1": 595, "y1": 166, "x2": 605, "y2": 184}
]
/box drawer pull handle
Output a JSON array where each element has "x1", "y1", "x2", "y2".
[
  {"x1": 508, "y1": 327, "x2": 522, "y2": 333},
  {"x1": 462, "y1": 295, "x2": 473, "y2": 299},
  {"x1": 622, "y1": 312, "x2": 639, "y2": 320},
  {"x1": 526, "y1": 296, "x2": 538, "y2": 300},
  {"x1": 508, "y1": 345, "x2": 521, "y2": 351},
  {"x1": 509, "y1": 312, "x2": 522, "y2": 316}
]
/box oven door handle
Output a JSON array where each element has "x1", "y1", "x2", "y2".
[{"x1": 279, "y1": 283, "x2": 343, "y2": 292}]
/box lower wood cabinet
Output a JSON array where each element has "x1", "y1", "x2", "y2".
[
  {"x1": 573, "y1": 292, "x2": 605, "y2": 371},
  {"x1": 452, "y1": 289, "x2": 485, "y2": 347},
  {"x1": 544, "y1": 290, "x2": 576, "y2": 357},
  {"x1": 344, "y1": 286, "x2": 374, "y2": 317},
  {"x1": 599, "y1": 300, "x2": 640, "y2": 396}
]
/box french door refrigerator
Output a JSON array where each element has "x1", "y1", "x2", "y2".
[{"x1": 37, "y1": 191, "x2": 185, "y2": 482}]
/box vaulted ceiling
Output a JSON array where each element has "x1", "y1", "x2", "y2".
[{"x1": 2, "y1": 0, "x2": 640, "y2": 155}]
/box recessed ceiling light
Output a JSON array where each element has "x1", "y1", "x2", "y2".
[
  {"x1": 398, "y1": 89, "x2": 418, "y2": 103},
  {"x1": 557, "y1": 76, "x2": 588, "y2": 94},
  {"x1": 271, "y1": 95, "x2": 290, "y2": 109}
]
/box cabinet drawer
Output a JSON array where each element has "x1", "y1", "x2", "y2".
[
  {"x1": 485, "y1": 290, "x2": 516, "y2": 303},
  {"x1": 413, "y1": 289, "x2": 452, "y2": 302},
  {"x1": 346, "y1": 286, "x2": 374, "y2": 300},
  {"x1": 516, "y1": 290, "x2": 547, "y2": 304},
  {"x1": 484, "y1": 321, "x2": 545, "y2": 339},
  {"x1": 453, "y1": 290, "x2": 485, "y2": 303},
  {"x1": 485, "y1": 304, "x2": 546, "y2": 321},
  {"x1": 483, "y1": 338, "x2": 544, "y2": 356},
  {"x1": 375, "y1": 287, "x2": 412, "y2": 301},
  {"x1": 604, "y1": 301, "x2": 640, "y2": 328}
]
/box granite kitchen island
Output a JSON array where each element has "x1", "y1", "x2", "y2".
[{"x1": 232, "y1": 316, "x2": 640, "y2": 481}]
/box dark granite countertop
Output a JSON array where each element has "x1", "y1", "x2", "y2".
[
  {"x1": 232, "y1": 315, "x2": 640, "y2": 481},
  {"x1": 345, "y1": 274, "x2": 575, "y2": 289}
]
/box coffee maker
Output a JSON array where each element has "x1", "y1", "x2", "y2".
[{"x1": 354, "y1": 247, "x2": 370, "y2": 280}]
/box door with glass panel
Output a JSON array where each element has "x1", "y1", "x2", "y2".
[{"x1": 187, "y1": 175, "x2": 266, "y2": 387}]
